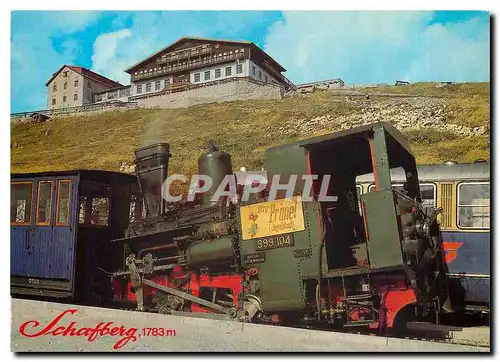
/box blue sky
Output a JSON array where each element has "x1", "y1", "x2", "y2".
[{"x1": 11, "y1": 10, "x2": 490, "y2": 112}]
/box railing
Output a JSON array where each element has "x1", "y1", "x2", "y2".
[
  {"x1": 132, "y1": 52, "x2": 245, "y2": 82},
  {"x1": 156, "y1": 45, "x2": 213, "y2": 65},
  {"x1": 129, "y1": 76, "x2": 286, "y2": 102},
  {"x1": 11, "y1": 101, "x2": 139, "y2": 121},
  {"x1": 94, "y1": 85, "x2": 132, "y2": 98}
]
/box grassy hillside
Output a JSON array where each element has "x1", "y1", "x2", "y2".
[{"x1": 11, "y1": 82, "x2": 490, "y2": 176}]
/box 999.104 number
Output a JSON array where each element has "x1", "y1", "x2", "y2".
[{"x1": 256, "y1": 234, "x2": 294, "y2": 251}]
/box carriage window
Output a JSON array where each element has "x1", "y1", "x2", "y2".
[
  {"x1": 419, "y1": 184, "x2": 436, "y2": 208},
  {"x1": 79, "y1": 196, "x2": 87, "y2": 224},
  {"x1": 11, "y1": 182, "x2": 33, "y2": 224},
  {"x1": 91, "y1": 197, "x2": 109, "y2": 226},
  {"x1": 129, "y1": 196, "x2": 136, "y2": 224},
  {"x1": 36, "y1": 181, "x2": 53, "y2": 225},
  {"x1": 458, "y1": 182, "x2": 490, "y2": 229},
  {"x1": 393, "y1": 183, "x2": 436, "y2": 208},
  {"x1": 56, "y1": 180, "x2": 71, "y2": 225},
  {"x1": 129, "y1": 195, "x2": 142, "y2": 224}
]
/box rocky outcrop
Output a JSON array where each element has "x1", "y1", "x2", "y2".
[{"x1": 277, "y1": 97, "x2": 488, "y2": 137}]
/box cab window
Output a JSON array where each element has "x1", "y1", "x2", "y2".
[
  {"x1": 457, "y1": 182, "x2": 490, "y2": 229},
  {"x1": 11, "y1": 182, "x2": 33, "y2": 224},
  {"x1": 36, "y1": 181, "x2": 53, "y2": 225}
]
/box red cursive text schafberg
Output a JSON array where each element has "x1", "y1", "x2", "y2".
[{"x1": 19, "y1": 309, "x2": 138, "y2": 350}]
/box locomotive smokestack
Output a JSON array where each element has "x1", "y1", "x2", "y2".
[
  {"x1": 134, "y1": 143, "x2": 171, "y2": 217},
  {"x1": 198, "y1": 141, "x2": 233, "y2": 205}
]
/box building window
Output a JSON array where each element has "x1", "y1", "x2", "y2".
[
  {"x1": 225, "y1": 67, "x2": 232, "y2": 76},
  {"x1": 259, "y1": 71, "x2": 262, "y2": 80},
  {"x1": 155, "y1": 81, "x2": 161, "y2": 90},
  {"x1": 36, "y1": 181, "x2": 53, "y2": 225},
  {"x1": 56, "y1": 180, "x2": 71, "y2": 226},
  {"x1": 164, "y1": 79, "x2": 170, "y2": 88},
  {"x1": 265, "y1": 75, "x2": 268, "y2": 83},
  {"x1": 74, "y1": 94, "x2": 78, "y2": 101},
  {"x1": 74, "y1": 80, "x2": 79, "y2": 87},
  {"x1": 64, "y1": 82, "x2": 67, "y2": 90},
  {"x1": 119, "y1": 88, "x2": 130, "y2": 97},
  {"x1": 63, "y1": 71, "x2": 68, "y2": 77},
  {"x1": 53, "y1": 84, "x2": 57, "y2": 91},
  {"x1": 146, "y1": 83, "x2": 152, "y2": 92},
  {"x1": 11, "y1": 182, "x2": 33, "y2": 224},
  {"x1": 194, "y1": 73, "x2": 201, "y2": 82},
  {"x1": 252, "y1": 66, "x2": 256, "y2": 75},
  {"x1": 457, "y1": 182, "x2": 490, "y2": 228},
  {"x1": 204, "y1": 71, "x2": 211, "y2": 81},
  {"x1": 236, "y1": 64, "x2": 243, "y2": 74},
  {"x1": 52, "y1": 99, "x2": 56, "y2": 105},
  {"x1": 137, "y1": 84, "x2": 142, "y2": 94},
  {"x1": 215, "y1": 69, "x2": 221, "y2": 78},
  {"x1": 87, "y1": 81, "x2": 91, "y2": 88},
  {"x1": 63, "y1": 96, "x2": 67, "y2": 103}
]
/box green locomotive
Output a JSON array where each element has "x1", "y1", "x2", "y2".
[{"x1": 112, "y1": 122, "x2": 450, "y2": 332}]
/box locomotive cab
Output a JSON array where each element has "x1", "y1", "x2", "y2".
[{"x1": 259, "y1": 122, "x2": 450, "y2": 328}]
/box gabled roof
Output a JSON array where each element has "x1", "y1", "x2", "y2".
[
  {"x1": 125, "y1": 36, "x2": 286, "y2": 74},
  {"x1": 45, "y1": 65, "x2": 123, "y2": 88}
]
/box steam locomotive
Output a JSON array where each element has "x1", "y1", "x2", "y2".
[{"x1": 107, "y1": 122, "x2": 451, "y2": 332}]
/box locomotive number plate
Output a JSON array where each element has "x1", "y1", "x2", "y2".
[{"x1": 256, "y1": 233, "x2": 295, "y2": 251}]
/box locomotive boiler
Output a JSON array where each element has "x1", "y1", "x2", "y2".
[{"x1": 111, "y1": 122, "x2": 451, "y2": 332}]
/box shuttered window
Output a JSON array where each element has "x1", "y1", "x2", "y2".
[{"x1": 440, "y1": 183, "x2": 453, "y2": 228}]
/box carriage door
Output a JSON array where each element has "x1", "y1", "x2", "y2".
[
  {"x1": 50, "y1": 177, "x2": 76, "y2": 282},
  {"x1": 28, "y1": 177, "x2": 56, "y2": 278},
  {"x1": 30, "y1": 177, "x2": 76, "y2": 282}
]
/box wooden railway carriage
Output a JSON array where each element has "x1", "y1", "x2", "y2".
[
  {"x1": 356, "y1": 162, "x2": 490, "y2": 313},
  {"x1": 10, "y1": 170, "x2": 139, "y2": 301}
]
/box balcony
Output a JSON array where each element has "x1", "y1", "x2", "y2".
[
  {"x1": 132, "y1": 52, "x2": 245, "y2": 82},
  {"x1": 156, "y1": 45, "x2": 213, "y2": 65}
]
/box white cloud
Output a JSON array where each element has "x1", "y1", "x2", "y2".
[
  {"x1": 264, "y1": 11, "x2": 489, "y2": 84},
  {"x1": 88, "y1": 11, "x2": 274, "y2": 87},
  {"x1": 11, "y1": 11, "x2": 100, "y2": 111},
  {"x1": 91, "y1": 29, "x2": 132, "y2": 84}
]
